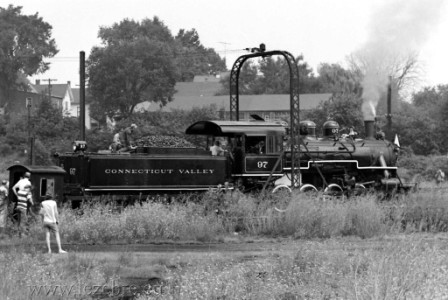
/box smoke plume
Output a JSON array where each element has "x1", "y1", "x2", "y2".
[{"x1": 356, "y1": 0, "x2": 444, "y2": 120}]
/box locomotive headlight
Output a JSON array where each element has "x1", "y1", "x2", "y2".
[{"x1": 73, "y1": 141, "x2": 87, "y2": 152}]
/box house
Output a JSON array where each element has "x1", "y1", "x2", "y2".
[
  {"x1": 33, "y1": 81, "x2": 95, "y2": 129},
  {"x1": 32, "y1": 80, "x2": 74, "y2": 116},
  {"x1": 0, "y1": 89, "x2": 62, "y2": 115},
  {"x1": 70, "y1": 88, "x2": 96, "y2": 129}
]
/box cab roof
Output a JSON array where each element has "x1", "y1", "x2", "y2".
[
  {"x1": 185, "y1": 120, "x2": 286, "y2": 136},
  {"x1": 7, "y1": 164, "x2": 66, "y2": 175}
]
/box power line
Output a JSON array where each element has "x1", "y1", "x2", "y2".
[{"x1": 11, "y1": 48, "x2": 248, "y2": 62}]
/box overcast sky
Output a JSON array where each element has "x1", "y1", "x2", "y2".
[{"x1": 3, "y1": 0, "x2": 447, "y2": 92}]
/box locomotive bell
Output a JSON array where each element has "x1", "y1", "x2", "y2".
[
  {"x1": 322, "y1": 120, "x2": 339, "y2": 138},
  {"x1": 300, "y1": 120, "x2": 316, "y2": 137}
]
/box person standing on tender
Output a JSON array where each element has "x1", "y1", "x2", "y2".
[{"x1": 40, "y1": 193, "x2": 67, "y2": 254}]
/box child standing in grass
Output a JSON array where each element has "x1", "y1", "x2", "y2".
[{"x1": 39, "y1": 193, "x2": 67, "y2": 254}]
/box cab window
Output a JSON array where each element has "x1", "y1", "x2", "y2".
[{"x1": 245, "y1": 136, "x2": 266, "y2": 154}]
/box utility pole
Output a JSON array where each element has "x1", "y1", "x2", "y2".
[
  {"x1": 26, "y1": 97, "x2": 33, "y2": 165},
  {"x1": 80, "y1": 51, "x2": 86, "y2": 141},
  {"x1": 218, "y1": 42, "x2": 230, "y2": 67},
  {"x1": 41, "y1": 78, "x2": 57, "y2": 101}
]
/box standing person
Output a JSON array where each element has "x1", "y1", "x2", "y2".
[
  {"x1": 210, "y1": 140, "x2": 224, "y2": 156},
  {"x1": 0, "y1": 180, "x2": 8, "y2": 235},
  {"x1": 12, "y1": 172, "x2": 33, "y2": 236},
  {"x1": 12, "y1": 172, "x2": 31, "y2": 195},
  {"x1": 40, "y1": 193, "x2": 67, "y2": 254},
  {"x1": 15, "y1": 184, "x2": 33, "y2": 237},
  {"x1": 435, "y1": 169, "x2": 445, "y2": 185}
]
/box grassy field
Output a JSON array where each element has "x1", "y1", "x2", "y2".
[
  {"x1": 2, "y1": 235, "x2": 448, "y2": 299},
  {"x1": 2, "y1": 185, "x2": 448, "y2": 299}
]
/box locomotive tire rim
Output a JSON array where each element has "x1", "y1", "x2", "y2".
[
  {"x1": 323, "y1": 183, "x2": 344, "y2": 201},
  {"x1": 272, "y1": 184, "x2": 292, "y2": 212},
  {"x1": 324, "y1": 183, "x2": 343, "y2": 193},
  {"x1": 300, "y1": 184, "x2": 318, "y2": 193},
  {"x1": 272, "y1": 184, "x2": 292, "y2": 194}
]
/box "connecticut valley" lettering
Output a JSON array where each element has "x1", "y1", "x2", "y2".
[{"x1": 104, "y1": 169, "x2": 215, "y2": 175}]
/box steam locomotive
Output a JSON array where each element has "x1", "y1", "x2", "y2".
[
  {"x1": 8, "y1": 116, "x2": 407, "y2": 205},
  {"x1": 57, "y1": 117, "x2": 404, "y2": 200}
]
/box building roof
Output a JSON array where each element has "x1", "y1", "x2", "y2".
[
  {"x1": 33, "y1": 83, "x2": 69, "y2": 99},
  {"x1": 71, "y1": 88, "x2": 93, "y2": 104},
  {"x1": 143, "y1": 93, "x2": 332, "y2": 113},
  {"x1": 175, "y1": 81, "x2": 222, "y2": 97},
  {"x1": 192, "y1": 72, "x2": 229, "y2": 83}
]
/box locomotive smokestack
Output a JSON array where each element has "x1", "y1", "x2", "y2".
[
  {"x1": 365, "y1": 120, "x2": 375, "y2": 139},
  {"x1": 386, "y1": 76, "x2": 392, "y2": 140}
]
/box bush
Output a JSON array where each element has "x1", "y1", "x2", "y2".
[
  {"x1": 398, "y1": 154, "x2": 448, "y2": 181},
  {"x1": 85, "y1": 128, "x2": 114, "y2": 152},
  {"x1": 0, "y1": 142, "x2": 12, "y2": 155}
]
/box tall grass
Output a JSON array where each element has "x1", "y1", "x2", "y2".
[
  {"x1": 225, "y1": 192, "x2": 385, "y2": 239},
  {"x1": 59, "y1": 201, "x2": 225, "y2": 243},
  {"x1": 4, "y1": 238, "x2": 448, "y2": 299},
  {"x1": 0, "y1": 246, "x2": 107, "y2": 300},
  {"x1": 148, "y1": 238, "x2": 448, "y2": 300},
  {"x1": 12, "y1": 186, "x2": 448, "y2": 244},
  {"x1": 387, "y1": 188, "x2": 448, "y2": 233}
]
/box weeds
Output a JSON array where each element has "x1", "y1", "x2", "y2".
[
  {"x1": 146, "y1": 238, "x2": 448, "y2": 300},
  {"x1": 5, "y1": 186, "x2": 448, "y2": 245}
]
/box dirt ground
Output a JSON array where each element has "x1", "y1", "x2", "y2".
[{"x1": 3, "y1": 233, "x2": 448, "y2": 254}]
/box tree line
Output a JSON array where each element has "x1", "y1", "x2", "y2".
[{"x1": 1, "y1": 4, "x2": 447, "y2": 162}]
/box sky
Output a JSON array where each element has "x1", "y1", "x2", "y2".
[{"x1": 2, "y1": 0, "x2": 447, "y2": 92}]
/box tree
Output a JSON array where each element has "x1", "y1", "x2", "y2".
[
  {"x1": 393, "y1": 100, "x2": 440, "y2": 155},
  {"x1": 175, "y1": 29, "x2": 226, "y2": 82},
  {"x1": 303, "y1": 93, "x2": 364, "y2": 135},
  {"x1": 316, "y1": 63, "x2": 362, "y2": 95},
  {"x1": 87, "y1": 17, "x2": 178, "y2": 122},
  {"x1": 0, "y1": 5, "x2": 58, "y2": 103},
  {"x1": 409, "y1": 85, "x2": 448, "y2": 154},
  {"x1": 217, "y1": 55, "x2": 321, "y2": 95},
  {"x1": 216, "y1": 60, "x2": 258, "y2": 95},
  {"x1": 347, "y1": 51, "x2": 421, "y2": 100}
]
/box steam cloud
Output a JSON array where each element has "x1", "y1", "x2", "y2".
[{"x1": 357, "y1": 0, "x2": 444, "y2": 120}]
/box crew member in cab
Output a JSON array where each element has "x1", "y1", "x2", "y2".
[{"x1": 210, "y1": 140, "x2": 225, "y2": 156}]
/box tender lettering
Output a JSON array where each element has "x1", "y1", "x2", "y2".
[
  {"x1": 105, "y1": 169, "x2": 174, "y2": 174},
  {"x1": 178, "y1": 169, "x2": 215, "y2": 174},
  {"x1": 104, "y1": 168, "x2": 215, "y2": 175}
]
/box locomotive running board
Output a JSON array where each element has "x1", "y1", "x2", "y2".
[
  {"x1": 84, "y1": 187, "x2": 234, "y2": 192},
  {"x1": 232, "y1": 174, "x2": 284, "y2": 177},
  {"x1": 282, "y1": 160, "x2": 398, "y2": 171}
]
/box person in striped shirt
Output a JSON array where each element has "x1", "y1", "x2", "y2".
[{"x1": 15, "y1": 184, "x2": 33, "y2": 237}]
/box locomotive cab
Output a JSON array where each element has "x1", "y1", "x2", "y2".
[{"x1": 186, "y1": 120, "x2": 287, "y2": 189}]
